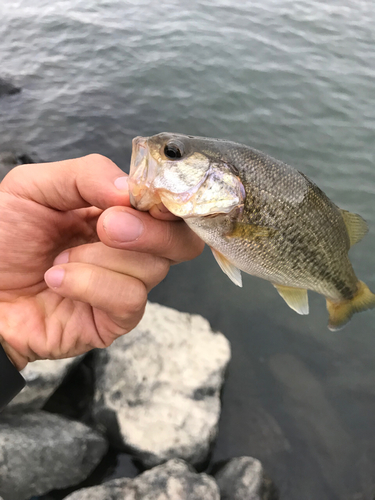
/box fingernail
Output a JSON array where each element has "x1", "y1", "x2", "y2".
[
  {"x1": 114, "y1": 176, "x2": 129, "y2": 190},
  {"x1": 103, "y1": 211, "x2": 144, "y2": 242},
  {"x1": 53, "y1": 251, "x2": 69, "y2": 265},
  {"x1": 45, "y1": 267, "x2": 65, "y2": 288}
]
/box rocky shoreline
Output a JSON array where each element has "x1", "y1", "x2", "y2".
[{"x1": 0, "y1": 296, "x2": 278, "y2": 500}]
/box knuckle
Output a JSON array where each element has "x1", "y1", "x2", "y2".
[
  {"x1": 83, "y1": 153, "x2": 116, "y2": 171},
  {"x1": 84, "y1": 153, "x2": 107, "y2": 163},
  {"x1": 151, "y1": 256, "x2": 170, "y2": 282},
  {"x1": 165, "y1": 223, "x2": 204, "y2": 263},
  {"x1": 112, "y1": 278, "x2": 147, "y2": 319},
  {"x1": 126, "y1": 279, "x2": 148, "y2": 313},
  {"x1": 188, "y1": 235, "x2": 205, "y2": 260}
]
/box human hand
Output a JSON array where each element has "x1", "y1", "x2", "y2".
[{"x1": 0, "y1": 155, "x2": 204, "y2": 370}]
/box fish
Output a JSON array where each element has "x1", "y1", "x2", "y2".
[{"x1": 128, "y1": 132, "x2": 375, "y2": 331}]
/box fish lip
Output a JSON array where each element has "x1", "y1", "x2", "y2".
[
  {"x1": 131, "y1": 136, "x2": 148, "y2": 171},
  {"x1": 129, "y1": 136, "x2": 157, "y2": 211}
]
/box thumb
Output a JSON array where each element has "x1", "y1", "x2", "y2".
[{"x1": 0, "y1": 154, "x2": 130, "y2": 211}]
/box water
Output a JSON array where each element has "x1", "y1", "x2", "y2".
[{"x1": 1, "y1": 0, "x2": 375, "y2": 498}]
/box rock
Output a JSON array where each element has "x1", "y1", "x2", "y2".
[
  {"x1": 214, "y1": 456, "x2": 278, "y2": 500},
  {"x1": 93, "y1": 302, "x2": 231, "y2": 469},
  {"x1": 63, "y1": 478, "x2": 131, "y2": 500},
  {"x1": 5, "y1": 357, "x2": 83, "y2": 412},
  {"x1": 0, "y1": 77, "x2": 21, "y2": 97},
  {"x1": 0, "y1": 151, "x2": 18, "y2": 179},
  {"x1": 0, "y1": 151, "x2": 36, "y2": 180},
  {"x1": 0, "y1": 411, "x2": 108, "y2": 500},
  {"x1": 63, "y1": 458, "x2": 220, "y2": 500}
]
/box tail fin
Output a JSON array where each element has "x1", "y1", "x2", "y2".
[{"x1": 326, "y1": 281, "x2": 375, "y2": 331}]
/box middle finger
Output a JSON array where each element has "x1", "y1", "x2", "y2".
[{"x1": 53, "y1": 242, "x2": 170, "y2": 292}]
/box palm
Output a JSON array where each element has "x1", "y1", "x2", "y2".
[{"x1": 0, "y1": 192, "x2": 111, "y2": 363}]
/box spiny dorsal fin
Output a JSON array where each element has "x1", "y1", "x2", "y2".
[
  {"x1": 226, "y1": 222, "x2": 276, "y2": 241},
  {"x1": 340, "y1": 209, "x2": 368, "y2": 247},
  {"x1": 211, "y1": 248, "x2": 242, "y2": 287},
  {"x1": 273, "y1": 284, "x2": 309, "y2": 315}
]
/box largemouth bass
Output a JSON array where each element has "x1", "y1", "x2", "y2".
[{"x1": 129, "y1": 133, "x2": 375, "y2": 331}]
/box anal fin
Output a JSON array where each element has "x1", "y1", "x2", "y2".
[
  {"x1": 273, "y1": 284, "x2": 309, "y2": 315},
  {"x1": 211, "y1": 248, "x2": 242, "y2": 287}
]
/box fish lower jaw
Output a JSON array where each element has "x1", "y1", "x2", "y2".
[
  {"x1": 129, "y1": 187, "x2": 161, "y2": 212},
  {"x1": 159, "y1": 193, "x2": 244, "y2": 219}
]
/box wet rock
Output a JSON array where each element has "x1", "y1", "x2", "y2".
[
  {"x1": 214, "y1": 456, "x2": 278, "y2": 500},
  {"x1": 63, "y1": 459, "x2": 220, "y2": 500},
  {"x1": 0, "y1": 411, "x2": 108, "y2": 500},
  {"x1": 93, "y1": 302, "x2": 231, "y2": 469},
  {"x1": 0, "y1": 151, "x2": 36, "y2": 180},
  {"x1": 6, "y1": 357, "x2": 83, "y2": 412},
  {"x1": 0, "y1": 77, "x2": 21, "y2": 97},
  {"x1": 0, "y1": 151, "x2": 18, "y2": 179}
]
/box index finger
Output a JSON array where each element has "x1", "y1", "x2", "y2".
[
  {"x1": 97, "y1": 206, "x2": 205, "y2": 263},
  {"x1": 0, "y1": 154, "x2": 130, "y2": 211}
]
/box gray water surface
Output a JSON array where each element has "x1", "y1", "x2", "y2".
[{"x1": 1, "y1": 1, "x2": 375, "y2": 498}]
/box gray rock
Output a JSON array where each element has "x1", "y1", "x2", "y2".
[
  {"x1": 63, "y1": 478, "x2": 131, "y2": 500},
  {"x1": 64, "y1": 459, "x2": 220, "y2": 500},
  {"x1": 0, "y1": 77, "x2": 21, "y2": 97},
  {"x1": 0, "y1": 152, "x2": 18, "y2": 179},
  {"x1": 215, "y1": 456, "x2": 278, "y2": 500},
  {"x1": 0, "y1": 152, "x2": 36, "y2": 180},
  {"x1": 6, "y1": 357, "x2": 83, "y2": 412},
  {"x1": 93, "y1": 302, "x2": 231, "y2": 468},
  {"x1": 0, "y1": 411, "x2": 108, "y2": 500}
]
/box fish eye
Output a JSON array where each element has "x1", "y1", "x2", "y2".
[{"x1": 164, "y1": 141, "x2": 184, "y2": 160}]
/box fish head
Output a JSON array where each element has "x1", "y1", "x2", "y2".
[{"x1": 129, "y1": 133, "x2": 245, "y2": 218}]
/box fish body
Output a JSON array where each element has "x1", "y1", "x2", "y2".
[{"x1": 129, "y1": 133, "x2": 375, "y2": 330}]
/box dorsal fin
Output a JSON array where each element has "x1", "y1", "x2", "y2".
[
  {"x1": 211, "y1": 248, "x2": 242, "y2": 287},
  {"x1": 340, "y1": 209, "x2": 368, "y2": 247},
  {"x1": 273, "y1": 284, "x2": 309, "y2": 315}
]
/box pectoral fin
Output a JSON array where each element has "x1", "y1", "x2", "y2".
[
  {"x1": 211, "y1": 248, "x2": 242, "y2": 287},
  {"x1": 226, "y1": 222, "x2": 276, "y2": 241},
  {"x1": 340, "y1": 209, "x2": 368, "y2": 247},
  {"x1": 273, "y1": 284, "x2": 309, "y2": 315}
]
